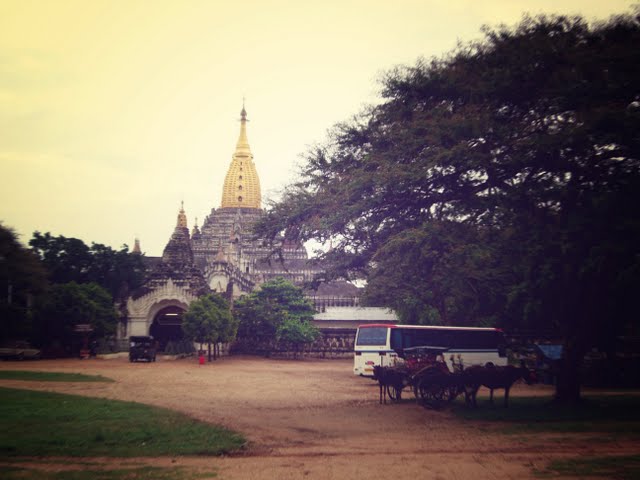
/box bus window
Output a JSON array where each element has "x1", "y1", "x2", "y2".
[
  {"x1": 391, "y1": 328, "x2": 449, "y2": 349},
  {"x1": 356, "y1": 327, "x2": 388, "y2": 346},
  {"x1": 390, "y1": 329, "x2": 403, "y2": 349},
  {"x1": 455, "y1": 330, "x2": 502, "y2": 349}
]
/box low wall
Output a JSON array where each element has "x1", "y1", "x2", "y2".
[
  {"x1": 231, "y1": 329, "x2": 356, "y2": 359},
  {"x1": 95, "y1": 352, "x2": 129, "y2": 360},
  {"x1": 105, "y1": 330, "x2": 356, "y2": 361}
]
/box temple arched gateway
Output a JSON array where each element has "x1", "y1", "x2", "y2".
[
  {"x1": 126, "y1": 278, "x2": 199, "y2": 349},
  {"x1": 121, "y1": 105, "x2": 330, "y2": 349}
]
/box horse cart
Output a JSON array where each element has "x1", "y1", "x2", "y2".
[
  {"x1": 375, "y1": 346, "x2": 465, "y2": 409},
  {"x1": 374, "y1": 346, "x2": 536, "y2": 409}
]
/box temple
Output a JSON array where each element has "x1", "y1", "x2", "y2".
[{"x1": 122, "y1": 105, "x2": 355, "y2": 348}]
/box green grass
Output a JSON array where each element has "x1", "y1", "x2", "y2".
[
  {"x1": 451, "y1": 395, "x2": 640, "y2": 435},
  {"x1": 0, "y1": 371, "x2": 114, "y2": 382},
  {"x1": 535, "y1": 454, "x2": 640, "y2": 479},
  {"x1": 0, "y1": 387, "x2": 245, "y2": 457},
  {"x1": 0, "y1": 466, "x2": 218, "y2": 480},
  {"x1": 451, "y1": 395, "x2": 640, "y2": 478}
]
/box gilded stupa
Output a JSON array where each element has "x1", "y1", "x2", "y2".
[
  {"x1": 190, "y1": 103, "x2": 322, "y2": 297},
  {"x1": 220, "y1": 105, "x2": 262, "y2": 209}
]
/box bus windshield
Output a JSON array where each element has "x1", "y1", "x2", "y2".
[{"x1": 355, "y1": 327, "x2": 388, "y2": 346}]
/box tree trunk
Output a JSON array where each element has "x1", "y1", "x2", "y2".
[
  {"x1": 554, "y1": 339, "x2": 583, "y2": 404},
  {"x1": 207, "y1": 342, "x2": 212, "y2": 362}
]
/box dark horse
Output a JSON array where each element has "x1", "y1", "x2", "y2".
[
  {"x1": 373, "y1": 365, "x2": 406, "y2": 404},
  {"x1": 462, "y1": 364, "x2": 536, "y2": 408}
]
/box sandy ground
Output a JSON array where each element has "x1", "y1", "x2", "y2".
[{"x1": 0, "y1": 356, "x2": 638, "y2": 479}]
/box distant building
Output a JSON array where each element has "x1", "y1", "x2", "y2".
[
  {"x1": 122, "y1": 105, "x2": 362, "y2": 349},
  {"x1": 312, "y1": 306, "x2": 398, "y2": 331}
]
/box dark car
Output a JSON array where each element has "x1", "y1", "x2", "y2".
[
  {"x1": 129, "y1": 336, "x2": 156, "y2": 362},
  {"x1": 0, "y1": 341, "x2": 41, "y2": 360}
]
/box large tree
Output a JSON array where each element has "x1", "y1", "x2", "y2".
[
  {"x1": 0, "y1": 224, "x2": 48, "y2": 342},
  {"x1": 255, "y1": 12, "x2": 640, "y2": 402}
]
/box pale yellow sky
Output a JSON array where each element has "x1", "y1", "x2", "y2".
[{"x1": 0, "y1": 0, "x2": 634, "y2": 255}]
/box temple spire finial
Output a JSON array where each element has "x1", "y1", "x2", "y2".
[
  {"x1": 177, "y1": 201, "x2": 188, "y2": 229},
  {"x1": 191, "y1": 217, "x2": 200, "y2": 237},
  {"x1": 240, "y1": 97, "x2": 247, "y2": 122}
]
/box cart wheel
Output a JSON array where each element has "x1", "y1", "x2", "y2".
[
  {"x1": 422, "y1": 387, "x2": 447, "y2": 409},
  {"x1": 414, "y1": 375, "x2": 447, "y2": 409},
  {"x1": 411, "y1": 366, "x2": 438, "y2": 399},
  {"x1": 446, "y1": 385, "x2": 461, "y2": 403},
  {"x1": 386, "y1": 385, "x2": 402, "y2": 402}
]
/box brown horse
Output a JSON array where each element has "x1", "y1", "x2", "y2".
[{"x1": 462, "y1": 364, "x2": 536, "y2": 408}]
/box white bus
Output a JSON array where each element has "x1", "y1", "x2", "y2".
[{"x1": 353, "y1": 324, "x2": 507, "y2": 376}]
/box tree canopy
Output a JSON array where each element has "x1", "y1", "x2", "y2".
[
  {"x1": 29, "y1": 232, "x2": 146, "y2": 301},
  {"x1": 254, "y1": 12, "x2": 640, "y2": 401},
  {"x1": 234, "y1": 277, "x2": 318, "y2": 353},
  {"x1": 183, "y1": 293, "x2": 238, "y2": 358},
  {"x1": 32, "y1": 282, "x2": 118, "y2": 353},
  {"x1": 275, "y1": 315, "x2": 320, "y2": 357}
]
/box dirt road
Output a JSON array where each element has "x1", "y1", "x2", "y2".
[{"x1": 0, "y1": 356, "x2": 636, "y2": 479}]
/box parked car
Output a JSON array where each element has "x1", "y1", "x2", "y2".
[
  {"x1": 0, "y1": 341, "x2": 41, "y2": 360},
  {"x1": 129, "y1": 336, "x2": 156, "y2": 362}
]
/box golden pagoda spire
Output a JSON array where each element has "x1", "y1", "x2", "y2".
[
  {"x1": 220, "y1": 102, "x2": 262, "y2": 209},
  {"x1": 177, "y1": 201, "x2": 188, "y2": 229}
]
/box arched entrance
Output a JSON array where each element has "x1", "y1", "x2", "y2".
[{"x1": 150, "y1": 305, "x2": 186, "y2": 351}]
